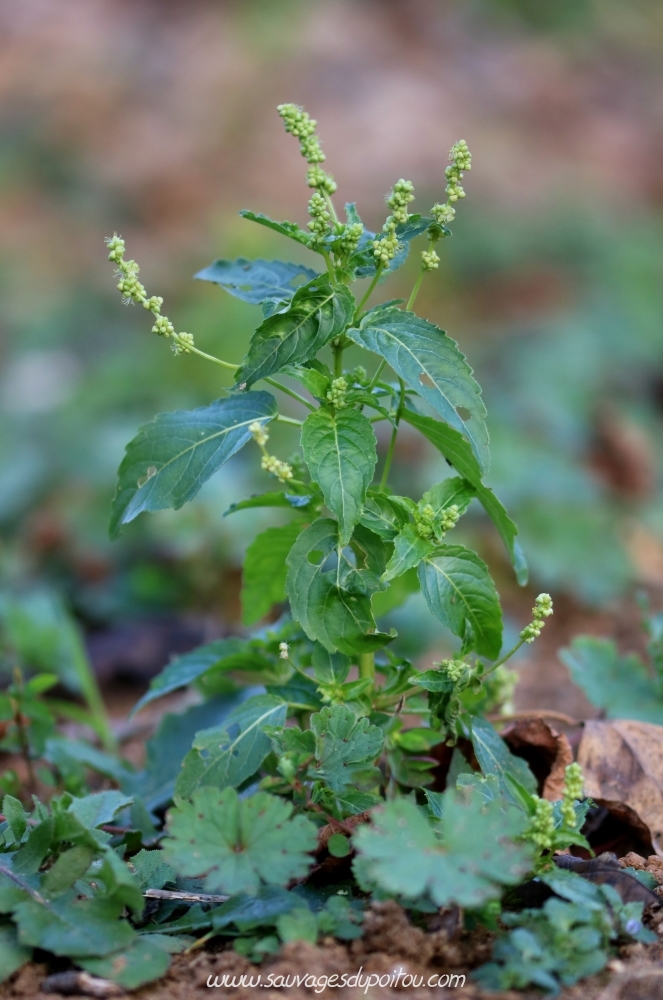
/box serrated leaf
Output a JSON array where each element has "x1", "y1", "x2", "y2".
[
  {"x1": 311, "y1": 643, "x2": 351, "y2": 684},
  {"x1": 235, "y1": 278, "x2": 354, "y2": 388},
  {"x1": 241, "y1": 522, "x2": 305, "y2": 625},
  {"x1": 67, "y1": 791, "x2": 134, "y2": 830},
  {"x1": 470, "y1": 716, "x2": 537, "y2": 795},
  {"x1": 348, "y1": 307, "x2": 489, "y2": 471},
  {"x1": 353, "y1": 788, "x2": 531, "y2": 908},
  {"x1": 559, "y1": 637, "x2": 663, "y2": 723},
  {"x1": 175, "y1": 695, "x2": 287, "y2": 799},
  {"x1": 402, "y1": 407, "x2": 528, "y2": 584},
  {"x1": 301, "y1": 408, "x2": 377, "y2": 545},
  {"x1": 310, "y1": 705, "x2": 383, "y2": 792},
  {"x1": 164, "y1": 787, "x2": 317, "y2": 895},
  {"x1": 349, "y1": 215, "x2": 433, "y2": 277},
  {"x1": 41, "y1": 846, "x2": 95, "y2": 897},
  {"x1": 195, "y1": 258, "x2": 318, "y2": 305},
  {"x1": 79, "y1": 935, "x2": 172, "y2": 989},
  {"x1": 239, "y1": 210, "x2": 311, "y2": 247},
  {"x1": 280, "y1": 362, "x2": 331, "y2": 399},
  {"x1": 129, "y1": 850, "x2": 176, "y2": 892},
  {"x1": 383, "y1": 524, "x2": 434, "y2": 583},
  {"x1": 418, "y1": 545, "x2": 503, "y2": 658},
  {"x1": 2, "y1": 796, "x2": 26, "y2": 845},
  {"x1": 360, "y1": 493, "x2": 408, "y2": 540},
  {"x1": 423, "y1": 476, "x2": 476, "y2": 514},
  {"x1": 211, "y1": 885, "x2": 299, "y2": 931},
  {"x1": 224, "y1": 491, "x2": 315, "y2": 516},
  {"x1": 13, "y1": 818, "x2": 54, "y2": 875},
  {"x1": 110, "y1": 392, "x2": 277, "y2": 537},
  {"x1": 0, "y1": 924, "x2": 30, "y2": 982},
  {"x1": 285, "y1": 518, "x2": 394, "y2": 655}
]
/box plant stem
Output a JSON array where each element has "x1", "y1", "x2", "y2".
[
  {"x1": 175, "y1": 338, "x2": 238, "y2": 371},
  {"x1": 11, "y1": 668, "x2": 36, "y2": 795},
  {"x1": 324, "y1": 192, "x2": 339, "y2": 224},
  {"x1": 321, "y1": 248, "x2": 335, "y2": 278},
  {"x1": 263, "y1": 377, "x2": 314, "y2": 410},
  {"x1": 406, "y1": 269, "x2": 425, "y2": 311},
  {"x1": 275, "y1": 414, "x2": 303, "y2": 427},
  {"x1": 353, "y1": 266, "x2": 384, "y2": 322},
  {"x1": 368, "y1": 359, "x2": 387, "y2": 391},
  {"x1": 379, "y1": 379, "x2": 405, "y2": 490},
  {"x1": 480, "y1": 637, "x2": 526, "y2": 679},
  {"x1": 333, "y1": 340, "x2": 344, "y2": 378},
  {"x1": 358, "y1": 652, "x2": 375, "y2": 681}
]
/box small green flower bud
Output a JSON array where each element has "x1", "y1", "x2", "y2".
[
  {"x1": 143, "y1": 295, "x2": 163, "y2": 314},
  {"x1": 279, "y1": 641, "x2": 290, "y2": 660},
  {"x1": 421, "y1": 248, "x2": 440, "y2": 271},
  {"x1": 326, "y1": 376, "x2": 348, "y2": 410},
  {"x1": 415, "y1": 502, "x2": 436, "y2": 539},
  {"x1": 439, "y1": 504, "x2": 460, "y2": 532},
  {"x1": 249, "y1": 420, "x2": 269, "y2": 447},
  {"x1": 526, "y1": 797, "x2": 555, "y2": 850},
  {"x1": 431, "y1": 203, "x2": 455, "y2": 226},
  {"x1": 439, "y1": 658, "x2": 467, "y2": 682},
  {"x1": 261, "y1": 454, "x2": 293, "y2": 482},
  {"x1": 171, "y1": 332, "x2": 194, "y2": 355}
]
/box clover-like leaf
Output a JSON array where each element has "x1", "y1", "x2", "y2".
[
  {"x1": 110, "y1": 392, "x2": 277, "y2": 537},
  {"x1": 353, "y1": 788, "x2": 532, "y2": 908},
  {"x1": 348, "y1": 306, "x2": 489, "y2": 472},
  {"x1": 195, "y1": 258, "x2": 318, "y2": 305},
  {"x1": 235, "y1": 277, "x2": 354, "y2": 388},
  {"x1": 301, "y1": 408, "x2": 377, "y2": 545},
  {"x1": 164, "y1": 787, "x2": 318, "y2": 895},
  {"x1": 241, "y1": 521, "x2": 305, "y2": 625}
]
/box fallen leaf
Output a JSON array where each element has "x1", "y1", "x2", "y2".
[
  {"x1": 578, "y1": 720, "x2": 663, "y2": 857},
  {"x1": 501, "y1": 716, "x2": 573, "y2": 800},
  {"x1": 555, "y1": 852, "x2": 659, "y2": 907}
]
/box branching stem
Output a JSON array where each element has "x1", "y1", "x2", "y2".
[
  {"x1": 263, "y1": 377, "x2": 314, "y2": 410},
  {"x1": 379, "y1": 379, "x2": 405, "y2": 490},
  {"x1": 406, "y1": 269, "x2": 425, "y2": 312},
  {"x1": 354, "y1": 265, "x2": 384, "y2": 322}
]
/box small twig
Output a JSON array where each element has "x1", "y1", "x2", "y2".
[
  {"x1": 143, "y1": 888, "x2": 229, "y2": 904},
  {"x1": 488, "y1": 710, "x2": 582, "y2": 727}
]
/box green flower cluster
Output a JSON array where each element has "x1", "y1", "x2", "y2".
[
  {"x1": 249, "y1": 421, "x2": 293, "y2": 483},
  {"x1": 520, "y1": 593, "x2": 553, "y2": 644},
  {"x1": 445, "y1": 139, "x2": 471, "y2": 202},
  {"x1": 440, "y1": 658, "x2": 468, "y2": 683},
  {"x1": 372, "y1": 179, "x2": 414, "y2": 268},
  {"x1": 560, "y1": 762, "x2": 584, "y2": 827},
  {"x1": 336, "y1": 221, "x2": 364, "y2": 258},
  {"x1": 277, "y1": 103, "x2": 336, "y2": 194},
  {"x1": 307, "y1": 192, "x2": 332, "y2": 248},
  {"x1": 105, "y1": 234, "x2": 195, "y2": 356},
  {"x1": 326, "y1": 377, "x2": 348, "y2": 410},
  {"x1": 415, "y1": 501, "x2": 460, "y2": 540}
]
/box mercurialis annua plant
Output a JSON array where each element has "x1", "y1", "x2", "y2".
[{"x1": 106, "y1": 104, "x2": 594, "y2": 917}]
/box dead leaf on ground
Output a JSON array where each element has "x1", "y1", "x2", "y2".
[
  {"x1": 555, "y1": 852, "x2": 659, "y2": 907},
  {"x1": 501, "y1": 716, "x2": 573, "y2": 800},
  {"x1": 578, "y1": 720, "x2": 663, "y2": 857}
]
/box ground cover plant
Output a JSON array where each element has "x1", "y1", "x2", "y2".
[{"x1": 0, "y1": 104, "x2": 657, "y2": 996}]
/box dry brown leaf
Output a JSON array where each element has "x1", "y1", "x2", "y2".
[
  {"x1": 501, "y1": 716, "x2": 573, "y2": 800},
  {"x1": 578, "y1": 719, "x2": 663, "y2": 857}
]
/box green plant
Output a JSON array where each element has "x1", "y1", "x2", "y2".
[{"x1": 0, "y1": 104, "x2": 648, "y2": 991}]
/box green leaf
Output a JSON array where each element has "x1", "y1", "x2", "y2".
[
  {"x1": 175, "y1": 695, "x2": 287, "y2": 799},
  {"x1": 372, "y1": 569, "x2": 419, "y2": 618},
  {"x1": 225, "y1": 491, "x2": 315, "y2": 516},
  {"x1": 349, "y1": 215, "x2": 433, "y2": 277},
  {"x1": 423, "y1": 476, "x2": 476, "y2": 515},
  {"x1": 360, "y1": 493, "x2": 408, "y2": 540},
  {"x1": 310, "y1": 705, "x2": 383, "y2": 792},
  {"x1": 128, "y1": 850, "x2": 176, "y2": 891},
  {"x1": 13, "y1": 818, "x2": 54, "y2": 875},
  {"x1": 348, "y1": 307, "x2": 489, "y2": 472},
  {"x1": 235, "y1": 277, "x2": 354, "y2": 388},
  {"x1": 239, "y1": 210, "x2": 311, "y2": 247},
  {"x1": 383, "y1": 524, "x2": 434, "y2": 582},
  {"x1": 110, "y1": 392, "x2": 277, "y2": 537},
  {"x1": 44, "y1": 737, "x2": 133, "y2": 784},
  {"x1": 0, "y1": 924, "x2": 30, "y2": 982},
  {"x1": 353, "y1": 788, "x2": 531, "y2": 908},
  {"x1": 67, "y1": 791, "x2": 134, "y2": 830},
  {"x1": 311, "y1": 643, "x2": 350, "y2": 684},
  {"x1": 241, "y1": 522, "x2": 305, "y2": 625},
  {"x1": 285, "y1": 519, "x2": 394, "y2": 655},
  {"x1": 41, "y1": 846, "x2": 95, "y2": 897},
  {"x1": 276, "y1": 907, "x2": 318, "y2": 944},
  {"x1": 402, "y1": 407, "x2": 527, "y2": 585},
  {"x1": 13, "y1": 892, "x2": 135, "y2": 958},
  {"x1": 327, "y1": 834, "x2": 352, "y2": 858},
  {"x1": 418, "y1": 545, "x2": 503, "y2": 658},
  {"x1": 559, "y1": 636, "x2": 663, "y2": 723},
  {"x1": 280, "y1": 362, "x2": 331, "y2": 399},
  {"x1": 79, "y1": 936, "x2": 172, "y2": 989},
  {"x1": 301, "y1": 408, "x2": 377, "y2": 545},
  {"x1": 164, "y1": 787, "x2": 317, "y2": 895},
  {"x1": 195, "y1": 258, "x2": 318, "y2": 305},
  {"x1": 470, "y1": 716, "x2": 537, "y2": 795},
  {"x1": 2, "y1": 796, "x2": 26, "y2": 844}
]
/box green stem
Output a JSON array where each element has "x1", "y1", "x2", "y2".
[
  {"x1": 406, "y1": 269, "x2": 425, "y2": 312},
  {"x1": 275, "y1": 414, "x2": 303, "y2": 427},
  {"x1": 481, "y1": 638, "x2": 526, "y2": 679},
  {"x1": 321, "y1": 248, "x2": 335, "y2": 278},
  {"x1": 263, "y1": 377, "x2": 315, "y2": 410},
  {"x1": 333, "y1": 340, "x2": 344, "y2": 378},
  {"x1": 175, "y1": 338, "x2": 238, "y2": 371},
  {"x1": 324, "y1": 192, "x2": 339, "y2": 225},
  {"x1": 379, "y1": 379, "x2": 405, "y2": 490},
  {"x1": 358, "y1": 652, "x2": 375, "y2": 681},
  {"x1": 368, "y1": 358, "x2": 387, "y2": 391},
  {"x1": 354, "y1": 265, "x2": 384, "y2": 322}
]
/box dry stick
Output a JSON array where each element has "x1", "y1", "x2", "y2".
[
  {"x1": 143, "y1": 888, "x2": 229, "y2": 904},
  {"x1": 488, "y1": 710, "x2": 582, "y2": 727}
]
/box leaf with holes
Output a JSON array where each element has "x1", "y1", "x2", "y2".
[
  {"x1": 175, "y1": 695, "x2": 287, "y2": 799},
  {"x1": 285, "y1": 519, "x2": 394, "y2": 655},
  {"x1": 301, "y1": 408, "x2": 377, "y2": 545},
  {"x1": 241, "y1": 521, "x2": 306, "y2": 625},
  {"x1": 235, "y1": 277, "x2": 355, "y2": 388},
  {"x1": 195, "y1": 258, "x2": 318, "y2": 305},
  {"x1": 418, "y1": 545, "x2": 503, "y2": 658},
  {"x1": 348, "y1": 307, "x2": 489, "y2": 472},
  {"x1": 402, "y1": 407, "x2": 527, "y2": 584},
  {"x1": 110, "y1": 392, "x2": 277, "y2": 537},
  {"x1": 164, "y1": 787, "x2": 317, "y2": 895}
]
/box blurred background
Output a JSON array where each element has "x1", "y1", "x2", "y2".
[{"x1": 1, "y1": 0, "x2": 663, "y2": 715}]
